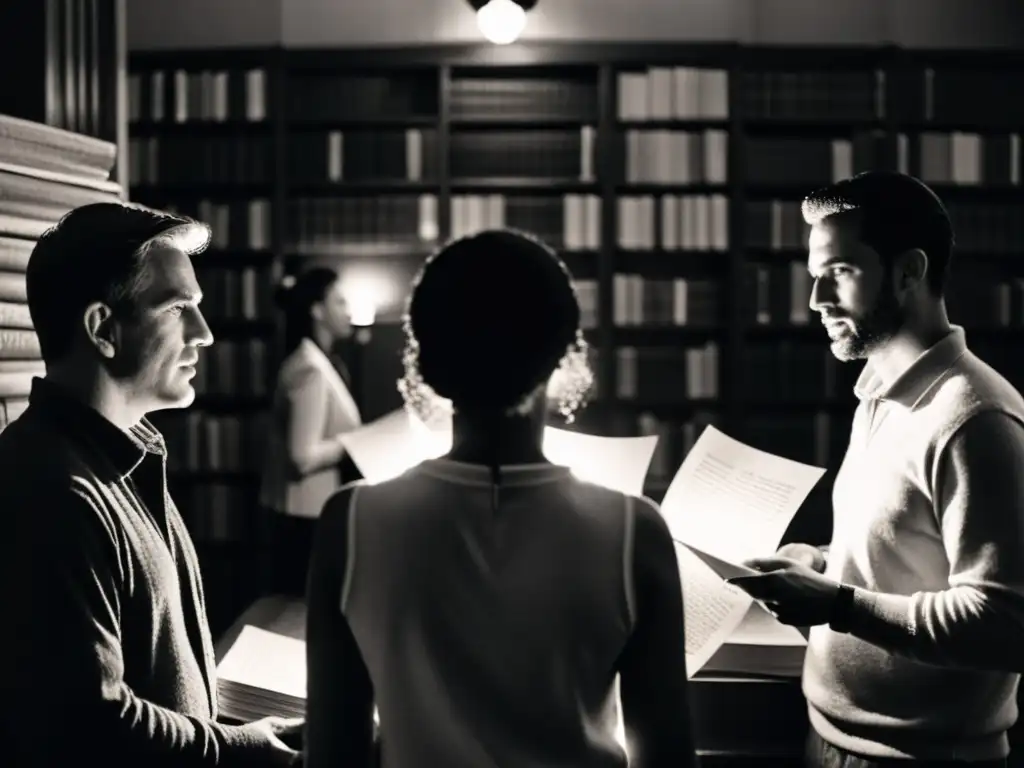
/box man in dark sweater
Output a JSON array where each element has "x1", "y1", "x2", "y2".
[{"x1": 0, "y1": 203, "x2": 301, "y2": 767}]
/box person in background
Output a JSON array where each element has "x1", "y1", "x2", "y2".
[
  {"x1": 303, "y1": 229, "x2": 697, "y2": 768},
  {"x1": 260, "y1": 267, "x2": 362, "y2": 597},
  {"x1": 728, "y1": 172, "x2": 1024, "y2": 767},
  {"x1": 0, "y1": 202, "x2": 301, "y2": 766}
]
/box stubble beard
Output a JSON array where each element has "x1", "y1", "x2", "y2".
[{"x1": 827, "y1": 292, "x2": 904, "y2": 362}]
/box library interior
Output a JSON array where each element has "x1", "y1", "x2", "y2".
[{"x1": 3, "y1": 0, "x2": 1024, "y2": 765}]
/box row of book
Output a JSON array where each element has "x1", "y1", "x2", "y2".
[
  {"x1": 163, "y1": 412, "x2": 269, "y2": 473},
  {"x1": 287, "y1": 72, "x2": 438, "y2": 122},
  {"x1": 617, "y1": 67, "x2": 729, "y2": 122},
  {"x1": 617, "y1": 194, "x2": 729, "y2": 251},
  {"x1": 195, "y1": 267, "x2": 274, "y2": 322},
  {"x1": 285, "y1": 195, "x2": 438, "y2": 255},
  {"x1": 126, "y1": 61, "x2": 1024, "y2": 128},
  {"x1": 452, "y1": 76, "x2": 598, "y2": 122},
  {"x1": 740, "y1": 411, "x2": 854, "y2": 470},
  {"x1": 289, "y1": 129, "x2": 438, "y2": 184},
  {"x1": 127, "y1": 135, "x2": 274, "y2": 187},
  {"x1": 746, "y1": 134, "x2": 886, "y2": 189},
  {"x1": 127, "y1": 69, "x2": 269, "y2": 123},
  {"x1": 744, "y1": 262, "x2": 815, "y2": 328},
  {"x1": 946, "y1": 277, "x2": 1024, "y2": 329},
  {"x1": 916, "y1": 132, "x2": 1022, "y2": 187},
  {"x1": 129, "y1": 130, "x2": 1024, "y2": 195},
  {"x1": 946, "y1": 201, "x2": 1024, "y2": 255},
  {"x1": 740, "y1": 343, "x2": 859, "y2": 404},
  {"x1": 187, "y1": 199, "x2": 273, "y2": 251},
  {"x1": 615, "y1": 343, "x2": 721, "y2": 401},
  {"x1": 742, "y1": 69, "x2": 883, "y2": 122},
  {"x1": 449, "y1": 193, "x2": 601, "y2": 249},
  {"x1": 612, "y1": 275, "x2": 721, "y2": 327},
  {"x1": 622, "y1": 129, "x2": 727, "y2": 185},
  {"x1": 192, "y1": 340, "x2": 271, "y2": 398},
  {"x1": 916, "y1": 68, "x2": 1024, "y2": 125},
  {"x1": 573, "y1": 279, "x2": 599, "y2": 330},
  {"x1": 639, "y1": 411, "x2": 720, "y2": 484},
  {"x1": 449, "y1": 129, "x2": 593, "y2": 180}
]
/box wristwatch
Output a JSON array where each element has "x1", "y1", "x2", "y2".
[{"x1": 828, "y1": 584, "x2": 856, "y2": 633}]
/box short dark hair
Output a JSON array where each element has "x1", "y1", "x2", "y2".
[
  {"x1": 406, "y1": 229, "x2": 581, "y2": 412},
  {"x1": 26, "y1": 202, "x2": 210, "y2": 362},
  {"x1": 801, "y1": 171, "x2": 955, "y2": 295},
  {"x1": 274, "y1": 267, "x2": 339, "y2": 354}
]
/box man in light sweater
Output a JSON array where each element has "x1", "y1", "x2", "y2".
[{"x1": 728, "y1": 171, "x2": 1024, "y2": 767}]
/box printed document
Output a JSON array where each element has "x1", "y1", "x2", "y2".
[
  {"x1": 659, "y1": 425, "x2": 825, "y2": 675},
  {"x1": 217, "y1": 625, "x2": 306, "y2": 699},
  {"x1": 341, "y1": 408, "x2": 658, "y2": 496}
]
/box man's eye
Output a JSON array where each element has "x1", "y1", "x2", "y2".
[
  {"x1": 168, "y1": 304, "x2": 186, "y2": 316},
  {"x1": 832, "y1": 266, "x2": 853, "y2": 277}
]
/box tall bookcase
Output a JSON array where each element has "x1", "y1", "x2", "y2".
[
  {"x1": 128, "y1": 44, "x2": 1024, "y2": 635},
  {"x1": 126, "y1": 49, "x2": 283, "y2": 632}
]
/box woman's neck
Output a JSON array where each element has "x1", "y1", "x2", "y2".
[{"x1": 446, "y1": 410, "x2": 548, "y2": 466}]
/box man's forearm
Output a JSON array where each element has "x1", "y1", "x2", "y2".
[
  {"x1": 842, "y1": 584, "x2": 1024, "y2": 671},
  {"x1": 17, "y1": 679, "x2": 267, "y2": 768}
]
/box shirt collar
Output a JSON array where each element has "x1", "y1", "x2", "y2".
[
  {"x1": 853, "y1": 326, "x2": 968, "y2": 407},
  {"x1": 28, "y1": 377, "x2": 167, "y2": 477}
]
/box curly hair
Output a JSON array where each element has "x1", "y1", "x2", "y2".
[{"x1": 398, "y1": 229, "x2": 593, "y2": 426}]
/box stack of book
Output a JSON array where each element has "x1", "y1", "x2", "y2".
[{"x1": 0, "y1": 113, "x2": 123, "y2": 430}]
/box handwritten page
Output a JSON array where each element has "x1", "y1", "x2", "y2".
[
  {"x1": 342, "y1": 409, "x2": 658, "y2": 496},
  {"x1": 685, "y1": 543, "x2": 760, "y2": 581},
  {"x1": 674, "y1": 542, "x2": 753, "y2": 677},
  {"x1": 730, "y1": 602, "x2": 808, "y2": 648},
  {"x1": 661, "y1": 425, "x2": 825, "y2": 566},
  {"x1": 217, "y1": 625, "x2": 306, "y2": 699}
]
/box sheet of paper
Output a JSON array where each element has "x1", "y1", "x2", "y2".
[
  {"x1": 660, "y1": 425, "x2": 826, "y2": 566},
  {"x1": 342, "y1": 409, "x2": 658, "y2": 496},
  {"x1": 674, "y1": 542, "x2": 754, "y2": 677},
  {"x1": 729, "y1": 602, "x2": 808, "y2": 647},
  {"x1": 216, "y1": 625, "x2": 307, "y2": 698},
  {"x1": 682, "y1": 542, "x2": 760, "y2": 581},
  {"x1": 339, "y1": 409, "x2": 447, "y2": 484}
]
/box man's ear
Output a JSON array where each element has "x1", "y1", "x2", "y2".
[
  {"x1": 894, "y1": 248, "x2": 928, "y2": 293},
  {"x1": 310, "y1": 301, "x2": 325, "y2": 323},
  {"x1": 82, "y1": 302, "x2": 118, "y2": 359}
]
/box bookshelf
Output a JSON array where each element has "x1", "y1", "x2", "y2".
[
  {"x1": 126, "y1": 49, "x2": 281, "y2": 633},
  {"x1": 128, "y1": 43, "x2": 1024, "y2": 636}
]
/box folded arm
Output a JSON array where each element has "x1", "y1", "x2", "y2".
[
  {"x1": 4, "y1": 486, "x2": 268, "y2": 767},
  {"x1": 843, "y1": 411, "x2": 1024, "y2": 671}
]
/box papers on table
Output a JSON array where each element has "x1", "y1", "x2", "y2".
[
  {"x1": 217, "y1": 625, "x2": 306, "y2": 722},
  {"x1": 659, "y1": 425, "x2": 824, "y2": 677},
  {"x1": 340, "y1": 408, "x2": 658, "y2": 496}
]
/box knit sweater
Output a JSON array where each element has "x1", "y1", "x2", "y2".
[
  {"x1": 0, "y1": 380, "x2": 273, "y2": 767},
  {"x1": 803, "y1": 327, "x2": 1024, "y2": 760}
]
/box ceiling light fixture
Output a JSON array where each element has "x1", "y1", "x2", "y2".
[{"x1": 467, "y1": 0, "x2": 537, "y2": 45}]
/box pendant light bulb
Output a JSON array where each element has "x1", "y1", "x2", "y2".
[{"x1": 476, "y1": 0, "x2": 528, "y2": 45}]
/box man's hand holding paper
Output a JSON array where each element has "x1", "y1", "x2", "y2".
[
  {"x1": 727, "y1": 556, "x2": 843, "y2": 628},
  {"x1": 657, "y1": 426, "x2": 826, "y2": 675}
]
